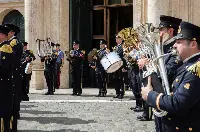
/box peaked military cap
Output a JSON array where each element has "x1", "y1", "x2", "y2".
[
  {"x1": 159, "y1": 15, "x2": 182, "y2": 29},
  {"x1": 0, "y1": 25, "x2": 10, "y2": 35},
  {"x1": 99, "y1": 39, "x2": 107, "y2": 45},
  {"x1": 73, "y1": 40, "x2": 80, "y2": 45},
  {"x1": 173, "y1": 21, "x2": 200, "y2": 43},
  {"x1": 4, "y1": 24, "x2": 20, "y2": 35},
  {"x1": 55, "y1": 43, "x2": 60, "y2": 46},
  {"x1": 23, "y1": 42, "x2": 28, "y2": 46}
]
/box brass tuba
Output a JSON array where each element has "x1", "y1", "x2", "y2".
[
  {"x1": 135, "y1": 23, "x2": 177, "y2": 117},
  {"x1": 117, "y1": 27, "x2": 140, "y2": 66}
]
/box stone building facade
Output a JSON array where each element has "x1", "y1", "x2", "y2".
[{"x1": 0, "y1": 0, "x2": 199, "y2": 90}]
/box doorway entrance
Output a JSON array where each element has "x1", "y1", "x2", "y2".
[{"x1": 92, "y1": 0, "x2": 133, "y2": 49}]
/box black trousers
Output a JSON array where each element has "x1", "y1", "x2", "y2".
[
  {"x1": 113, "y1": 69, "x2": 124, "y2": 96},
  {"x1": 128, "y1": 67, "x2": 142, "y2": 107},
  {"x1": 90, "y1": 68, "x2": 96, "y2": 88},
  {"x1": 44, "y1": 71, "x2": 54, "y2": 93},
  {"x1": 54, "y1": 63, "x2": 61, "y2": 89},
  {"x1": 96, "y1": 70, "x2": 107, "y2": 94},
  {"x1": 22, "y1": 73, "x2": 31, "y2": 95},
  {"x1": 72, "y1": 69, "x2": 82, "y2": 94},
  {"x1": 141, "y1": 72, "x2": 163, "y2": 125}
]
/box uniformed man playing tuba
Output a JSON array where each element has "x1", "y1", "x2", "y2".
[
  {"x1": 142, "y1": 21, "x2": 200, "y2": 132},
  {"x1": 137, "y1": 16, "x2": 182, "y2": 124}
]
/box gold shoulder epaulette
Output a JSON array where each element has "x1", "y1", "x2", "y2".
[
  {"x1": 10, "y1": 39, "x2": 17, "y2": 47},
  {"x1": 29, "y1": 50, "x2": 33, "y2": 53},
  {"x1": 54, "y1": 52, "x2": 58, "y2": 56},
  {"x1": 0, "y1": 44, "x2": 13, "y2": 53},
  {"x1": 187, "y1": 61, "x2": 200, "y2": 78},
  {"x1": 81, "y1": 50, "x2": 85, "y2": 54}
]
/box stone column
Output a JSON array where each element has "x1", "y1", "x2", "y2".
[
  {"x1": 146, "y1": 0, "x2": 170, "y2": 27},
  {"x1": 133, "y1": 0, "x2": 147, "y2": 28},
  {"x1": 58, "y1": 0, "x2": 70, "y2": 88},
  {"x1": 25, "y1": 0, "x2": 45, "y2": 90}
]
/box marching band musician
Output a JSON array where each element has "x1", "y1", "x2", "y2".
[
  {"x1": 5, "y1": 24, "x2": 23, "y2": 131},
  {"x1": 44, "y1": 52, "x2": 57, "y2": 95},
  {"x1": 137, "y1": 16, "x2": 182, "y2": 123},
  {"x1": 128, "y1": 48, "x2": 143, "y2": 112},
  {"x1": 88, "y1": 48, "x2": 97, "y2": 88},
  {"x1": 67, "y1": 40, "x2": 84, "y2": 96},
  {"x1": 54, "y1": 43, "x2": 64, "y2": 89},
  {"x1": 113, "y1": 35, "x2": 126, "y2": 99},
  {"x1": 0, "y1": 25, "x2": 14, "y2": 132},
  {"x1": 93, "y1": 40, "x2": 108, "y2": 97},
  {"x1": 142, "y1": 21, "x2": 200, "y2": 132},
  {"x1": 21, "y1": 42, "x2": 36, "y2": 100}
]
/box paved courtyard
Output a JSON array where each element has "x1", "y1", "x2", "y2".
[{"x1": 18, "y1": 88, "x2": 155, "y2": 132}]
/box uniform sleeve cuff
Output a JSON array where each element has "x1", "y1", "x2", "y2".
[{"x1": 147, "y1": 91, "x2": 159, "y2": 108}]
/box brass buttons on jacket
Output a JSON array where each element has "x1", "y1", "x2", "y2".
[
  {"x1": 176, "y1": 127, "x2": 179, "y2": 130},
  {"x1": 175, "y1": 79, "x2": 179, "y2": 82},
  {"x1": 189, "y1": 127, "x2": 192, "y2": 131}
]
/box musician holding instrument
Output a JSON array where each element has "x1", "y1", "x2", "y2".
[
  {"x1": 44, "y1": 52, "x2": 57, "y2": 95},
  {"x1": 54, "y1": 43, "x2": 64, "y2": 89},
  {"x1": 93, "y1": 40, "x2": 108, "y2": 97},
  {"x1": 67, "y1": 40, "x2": 84, "y2": 96},
  {"x1": 0, "y1": 25, "x2": 14, "y2": 132},
  {"x1": 21, "y1": 42, "x2": 36, "y2": 99},
  {"x1": 113, "y1": 35, "x2": 126, "y2": 99},
  {"x1": 88, "y1": 48, "x2": 97, "y2": 88},
  {"x1": 137, "y1": 16, "x2": 182, "y2": 123},
  {"x1": 5, "y1": 24, "x2": 23, "y2": 131},
  {"x1": 142, "y1": 21, "x2": 200, "y2": 132}
]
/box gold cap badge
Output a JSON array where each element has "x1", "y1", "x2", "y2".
[
  {"x1": 184, "y1": 83, "x2": 190, "y2": 89},
  {"x1": 178, "y1": 26, "x2": 181, "y2": 34}
]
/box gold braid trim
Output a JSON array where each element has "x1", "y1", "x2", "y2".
[
  {"x1": 187, "y1": 61, "x2": 200, "y2": 78},
  {"x1": 10, "y1": 39, "x2": 17, "y2": 47},
  {"x1": 0, "y1": 44, "x2": 13, "y2": 53}
]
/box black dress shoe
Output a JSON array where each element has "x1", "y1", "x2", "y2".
[
  {"x1": 71, "y1": 93, "x2": 77, "y2": 96},
  {"x1": 130, "y1": 106, "x2": 137, "y2": 110},
  {"x1": 77, "y1": 93, "x2": 82, "y2": 96},
  {"x1": 133, "y1": 106, "x2": 143, "y2": 112},
  {"x1": 138, "y1": 116, "x2": 152, "y2": 121},
  {"x1": 118, "y1": 95, "x2": 124, "y2": 99},
  {"x1": 49, "y1": 92, "x2": 54, "y2": 95},
  {"x1": 113, "y1": 95, "x2": 120, "y2": 98},
  {"x1": 45, "y1": 92, "x2": 50, "y2": 95}
]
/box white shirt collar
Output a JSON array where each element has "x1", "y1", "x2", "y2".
[
  {"x1": 8, "y1": 36, "x2": 15, "y2": 41},
  {"x1": 183, "y1": 52, "x2": 200, "y2": 63}
]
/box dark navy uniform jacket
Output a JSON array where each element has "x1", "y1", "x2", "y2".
[
  {"x1": 21, "y1": 49, "x2": 36, "y2": 72},
  {"x1": 8, "y1": 36, "x2": 23, "y2": 69},
  {"x1": 96, "y1": 48, "x2": 107, "y2": 72},
  {"x1": 147, "y1": 53, "x2": 200, "y2": 131},
  {"x1": 113, "y1": 43, "x2": 127, "y2": 69},
  {"x1": 0, "y1": 41, "x2": 14, "y2": 117},
  {"x1": 70, "y1": 49, "x2": 84, "y2": 70}
]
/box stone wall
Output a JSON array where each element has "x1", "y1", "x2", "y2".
[
  {"x1": 133, "y1": 0, "x2": 200, "y2": 28},
  {"x1": 25, "y1": 0, "x2": 70, "y2": 89},
  {"x1": 0, "y1": 0, "x2": 70, "y2": 90}
]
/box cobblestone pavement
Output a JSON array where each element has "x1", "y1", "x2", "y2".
[{"x1": 18, "y1": 88, "x2": 155, "y2": 132}]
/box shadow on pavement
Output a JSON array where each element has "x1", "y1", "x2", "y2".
[{"x1": 20, "y1": 116, "x2": 96, "y2": 125}]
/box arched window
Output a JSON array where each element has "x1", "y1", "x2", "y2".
[{"x1": 2, "y1": 10, "x2": 25, "y2": 42}]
